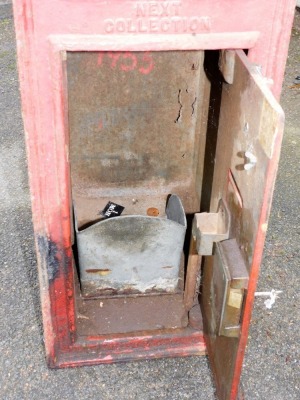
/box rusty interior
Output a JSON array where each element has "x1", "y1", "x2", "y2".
[{"x1": 67, "y1": 50, "x2": 221, "y2": 337}]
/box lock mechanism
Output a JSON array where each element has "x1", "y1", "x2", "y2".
[{"x1": 212, "y1": 239, "x2": 249, "y2": 337}]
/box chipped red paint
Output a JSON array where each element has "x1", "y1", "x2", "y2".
[
  {"x1": 37, "y1": 232, "x2": 75, "y2": 359},
  {"x1": 57, "y1": 330, "x2": 206, "y2": 368}
]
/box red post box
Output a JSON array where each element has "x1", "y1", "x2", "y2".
[{"x1": 12, "y1": 1, "x2": 295, "y2": 399}]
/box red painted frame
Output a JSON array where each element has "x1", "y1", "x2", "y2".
[{"x1": 12, "y1": 0, "x2": 295, "y2": 398}]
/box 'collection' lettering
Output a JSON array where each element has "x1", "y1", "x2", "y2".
[
  {"x1": 103, "y1": 2, "x2": 211, "y2": 34},
  {"x1": 104, "y1": 16, "x2": 211, "y2": 34}
]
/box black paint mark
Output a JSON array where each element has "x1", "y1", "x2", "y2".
[{"x1": 37, "y1": 236, "x2": 60, "y2": 282}]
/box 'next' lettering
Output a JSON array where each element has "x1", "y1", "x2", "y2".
[{"x1": 135, "y1": 1, "x2": 182, "y2": 18}]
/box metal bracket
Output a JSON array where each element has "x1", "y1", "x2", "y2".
[
  {"x1": 191, "y1": 199, "x2": 249, "y2": 337},
  {"x1": 184, "y1": 199, "x2": 230, "y2": 311},
  {"x1": 192, "y1": 199, "x2": 231, "y2": 256}
]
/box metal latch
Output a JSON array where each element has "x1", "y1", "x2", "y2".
[
  {"x1": 184, "y1": 199, "x2": 231, "y2": 311},
  {"x1": 193, "y1": 199, "x2": 230, "y2": 255}
]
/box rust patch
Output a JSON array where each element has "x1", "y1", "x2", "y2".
[
  {"x1": 147, "y1": 207, "x2": 160, "y2": 217},
  {"x1": 76, "y1": 291, "x2": 189, "y2": 335}
]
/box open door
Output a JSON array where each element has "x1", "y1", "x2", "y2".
[{"x1": 200, "y1": 50, "x2": 284, "y2": 400}]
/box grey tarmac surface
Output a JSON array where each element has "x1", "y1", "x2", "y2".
[{"x1": 0, "y1": 4, "x2": 299, "y2": 400}]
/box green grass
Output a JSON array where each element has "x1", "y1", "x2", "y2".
[
  {"x1": 8, "y1": 62, "x2": 16, "y2": 70},
  {"x1": 0, "y1": 18, "x2": 10, "y2": 27},
  {"x1": 0, "y1": 50, "x2": 9, "y2": 59}
]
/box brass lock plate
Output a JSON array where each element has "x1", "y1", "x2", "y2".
[{"x1": 211, "y1": 239, "x2": 249, "y2": 338}]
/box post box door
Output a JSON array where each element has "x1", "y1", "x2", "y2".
[{"x1": 201, "y1": 50, "x2": 284, "y2": 400}]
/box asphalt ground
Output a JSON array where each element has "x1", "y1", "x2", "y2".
[{"x1": 0, "y1": 4, "x2": 299, "y2": 400}]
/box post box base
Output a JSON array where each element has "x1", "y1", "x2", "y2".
[
  {"x1": 50, "y1": 326, "x2": 206, "y2": 368},
  {"x1": 46, "y1": 263, "x2": 206, "y2": 369}
]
